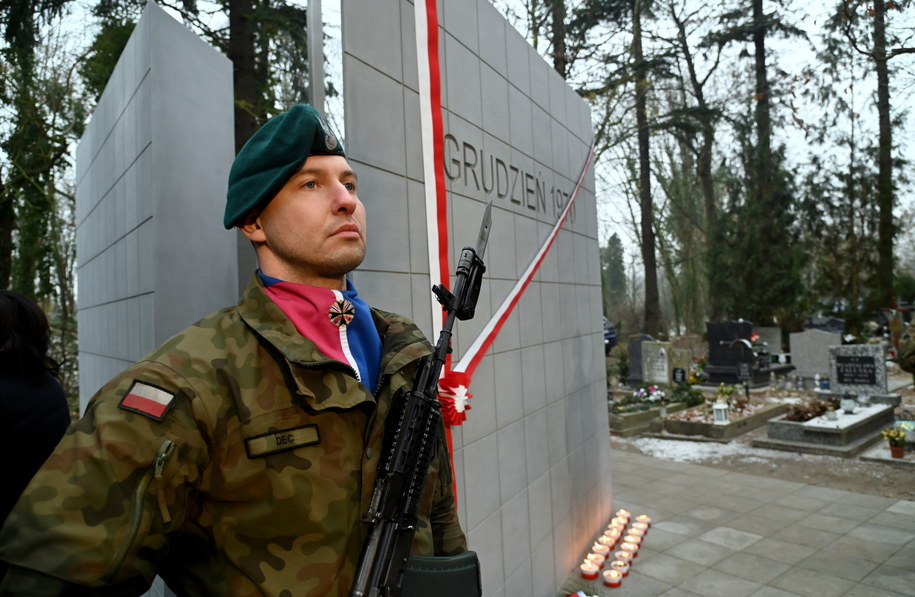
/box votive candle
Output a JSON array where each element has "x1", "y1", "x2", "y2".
[
  {"x1": 586, "y1": 553, "x2": 606, "y2": 568},
  {"x1": 610, "y1": 560, "x2": 630, "y2": 577},
  {"x1": 602, "y1": 569, "x2": 623, "y2": 587},
  {"x1": 580, "y1": 561, "x2": 599, "y2": 580},
  {"x1": 591, "y1": 543, "x2": 610, "y2": 556},
  {"x1": 614, "y1": 550, "x2": 634, "y2": 563},
  {"x1": 619, "y1": 542, "x2": 639, "y2": 556},
  {"x1": 632, "y1": 522, "x2": 649, "y2": 533}
]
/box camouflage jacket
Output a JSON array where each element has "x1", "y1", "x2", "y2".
[{"x1": 0, "y1": 275, "x2": 467, "y2": 596}]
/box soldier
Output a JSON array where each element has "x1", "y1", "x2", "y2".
[{"x1": 0, "y1": 104, "x2": 467, "y2": 596}]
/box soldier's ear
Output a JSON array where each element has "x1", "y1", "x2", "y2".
[{"x1": 239, "y1": 213, "x2": 267, "y2": 243}]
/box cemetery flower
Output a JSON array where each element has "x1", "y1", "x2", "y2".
[
  {"x1": 881, "y1": 428, "x2": 906, "y2": 447},
  {"x1": 633, "y1": 385, "x2": 665, "y2": 403}
]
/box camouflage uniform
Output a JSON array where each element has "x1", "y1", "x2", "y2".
[{"x1": 0, "y1": 275, "x2": 467, "y2": 596}]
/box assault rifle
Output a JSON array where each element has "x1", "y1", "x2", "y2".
[{"x1": 350, "y1": 203, "x2": 491, "y2": 597}]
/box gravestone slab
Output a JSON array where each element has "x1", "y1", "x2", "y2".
[
  {"x1": 829, "y1": 344, "x2": 887, "y2": 396},
  {"x1": 671, "y1": 348, "x2": 692, "y2": 386},
  {"x1": 790, "y1": 329, "x2": 841, "y2": 379},
  {"x1": 804, "y1": 316, "x2": 845, "y2": 334},
  {"x1": 626, "y1": 334, "x2": 654, "y2": 386},
  {"x1": 706, "y1": 320, "x2": 791, "y2": 386},
  {"x1": 755, "y1": 326, "x2": 783, "y2": 356},
  {"x1": 642, "y1": 341, "x2": 672, "y2": 387},
  {"x1": 707, "y1": 321, "x2": 753, "y2": 368}
]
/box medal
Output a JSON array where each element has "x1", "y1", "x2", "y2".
[{"x1": 329, "y1": 298, "x2": 356, "y2": 327}]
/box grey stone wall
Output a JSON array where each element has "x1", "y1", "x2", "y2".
[
  {"x1": 74, "y1": 2, "x2": 236, "y2": 413},
  {"x1": 342, "y1": 2, "x2": 611, "y2": 595}
]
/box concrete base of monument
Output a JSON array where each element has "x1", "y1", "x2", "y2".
[{"x1": 752, "y1": 402, "x2": 896, "y2": 458}]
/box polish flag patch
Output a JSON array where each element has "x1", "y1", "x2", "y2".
[{"x1": 119, "y1": 381, "x2": 176, "y2": 421}]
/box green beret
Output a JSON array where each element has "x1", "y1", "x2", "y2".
[{"x1": 224, "y1": 104, "x2": 346, "y2": 229}]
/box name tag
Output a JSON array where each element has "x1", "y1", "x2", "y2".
[{"x1": 245, "y1": 425, "x2": 320, "y2": 458}]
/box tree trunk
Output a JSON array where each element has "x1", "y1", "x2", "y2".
[
  {"x1": 873, "y1": 0, "x2": 895, "y2": 308},
  {"x1": 229, "y1": 0, "x2": 259, "y2": 152},
  {"x1": 550, "y1": 0, "x2": 567, "y2": 78},
  {"x1": 753, "y1": 0, "x2": 773, "y2": 205},
  {"x1": 633, "y1": 0, "x2": 661, "y2": 335}
]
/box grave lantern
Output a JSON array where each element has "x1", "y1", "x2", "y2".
[{"x1": 713, "y1": 400, "x2": 729, "y2": 425}]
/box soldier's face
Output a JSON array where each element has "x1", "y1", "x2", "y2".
[{"x1": 243, "y1": 154, "x2": 367, "y2": 289}]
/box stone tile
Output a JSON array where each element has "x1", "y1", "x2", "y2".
[
  {"x1": 725, "y1": 514, "x2": 793, "y2": 537},
  {"x1": 848, "y1": 523, "x2": 915, "y2": 546},
  {"x1": 841, "y1": 584, "x2": 913, "y2": 597},
  {"x1": 712, "y1": 552, "x2": 792, "y2": 584},
  {"x1": 600, "y1": 570, "x2": 673, "y2": 597},
  {"x1": 748, "y1": 588, "x2": 805, "y2": 597},
  {"x1": 884, "y1": 546, "x2": 915, "y2": 571},
  {"x1": 699, "y1": 527, "x2": 763, "y2": 550},
  {"x1": 665, "y1": 539, "x2": 733, "y2": 566},
  {"x1": 769, "y1": 567, "x2": 856, "y2": 597},
  {"x1": 792, "y1": 485, "x2": 852, "y2": 502},
  {"x1": 683, "y1": 505, "x2": 740, "y2": 524},
  {"x1": 659, "y1": 588, "x2": 706, "y2": 597},
  {"x1": 886, "y1": 499, "x2": 915, "y2": 516},
  {"x1": 829, "y1": 535, "x2": 905, "y2": 564},
  {"x1": 744, "y1": 538, "x2": 817, "y2": 565},
  {"x1": 677, "y1": 568, "x2": 763, "y2": 597},
  {"x1": 630, "y1": 552, "x2": 704, "y2": 585},
  {"x1": 861, "y1": 563, "x2": 915, "y2": 595},
  {"x1": 842, "y1": 493, "x2": 897, "y2": 509},
  {"x1": 774, "y1": 493, "x2": 832, "y2": 512},
  {"x1": 870, "y1": 510, "x2": 915, "y2": 533},
  {"x1": 796, "y1": 511, "x2": 862, "y2": 534},
  {"x1": 770, "y1": 523, "x2": 840, "y2": 549},
  {"x1": 654, "y1": 519, "x2": 707, "y2": 537},
  {"x1": 795, "y1": 550, "x2": 881, "y2": 581},
  {"x1": 827, "y1": 501, "x2": 887, "y2": 522},
  {"x1": 747, "y1": 503, "x2": 809, "y2": 525},
  {"x1": 637, "y1": 527, "x2": 689, "y2": 551}
]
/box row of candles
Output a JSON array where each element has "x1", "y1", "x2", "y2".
[{"x1": 577, "y1": 509, "x2": 652, "y2": 589}]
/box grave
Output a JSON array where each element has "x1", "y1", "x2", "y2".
[
  {"x1": 642, "y1": 341, "x2": 672, "y2": 387},
  {"x1": 755, "y1": 326, "x2": 784, "y2": 358},
  {"x1": 753, "y1": 399, "x2": 898, "y2": 457},
  {"x1": 754, "y1": 343, "x2": 901, "y2": 456},
  {"x1": 626, "y1": 334, "x2": 654, "y2": 387},
  {"x1": 705, "y1": 321, "x2": 792, "y2": 387},
  {"x1": 790, "y1": 328, "x2": 841, "y2": 387},
  {"x1": 828, "y1": 343, "x2": 887, "y2": 395}
]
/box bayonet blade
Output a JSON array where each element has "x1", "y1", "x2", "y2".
[{"x1": 474, "y1": 201, "x2": 493, "y2": 259}]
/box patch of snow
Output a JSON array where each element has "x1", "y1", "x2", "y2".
[{"x1": 627, "y1": 436, "x2": 830, "y2": 465}]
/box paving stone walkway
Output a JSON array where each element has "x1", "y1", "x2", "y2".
[{"x1": 559, "y1": 450, "x2": 915, "y2": 596}]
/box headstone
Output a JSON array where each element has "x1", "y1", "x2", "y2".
[
  {"x1": 829, "y1": 344, "x2": 888, "y2": 396},
  {"x1": 790, "y1": 329, "x2": 841, "y2": 380},
  {"x1": 670, "y1": 348, "x2": 692, "y2": 385},
  {"x1": 707, "y1": 320, "x2": 753, "y2": 368},
  {"x1": 705, "y1": 320, "x2": 790, "y2": 386},
  {"x1": 804, "y1": 316, "x2": 845, "y2": 334},
  {"x1": 626, "y1": 334, "x2": 655, "y2": 386},
  {"x1": 642, "y1": 341, "x2": 672, "y2": 387},
  {"x1": 754, "y1": 326, "x2": 783, "y2": 356}
]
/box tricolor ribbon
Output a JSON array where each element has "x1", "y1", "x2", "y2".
[{"x1": 415, "y1": 0, "x2": 595, "y2": 500}]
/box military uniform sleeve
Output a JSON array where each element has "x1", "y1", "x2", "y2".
[
  {"x1": 0, "y1": 361, "x2": 212, "y2": 595},
  {"x1": 430, "y1": 428, "x2": 467, "y2": 557}
]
